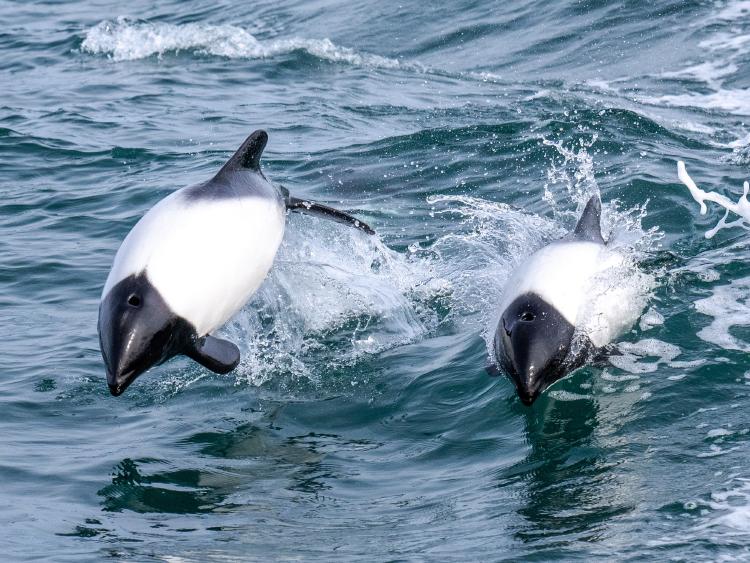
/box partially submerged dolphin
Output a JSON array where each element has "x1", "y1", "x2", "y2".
[
  {"x1": 488, "y1": 195, "x2": 642, "y2": 406},
  {"x1": 99, "y1": 130, "x2": 374, "y2": 396}
]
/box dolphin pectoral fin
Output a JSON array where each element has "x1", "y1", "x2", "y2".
[
  {"x1": 186, "y1": 335, "x2": 241, "y2": 374},
  {"x1": 280, "y1": 187, "x2": 375, "y2": 235},
  {"x1": 486, "y1": 361, "x2": 502, "y2": 377}
]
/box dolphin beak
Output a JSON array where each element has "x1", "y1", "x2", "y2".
[
  {"x1": 107, "y1": 368, "x2": 137, "y2": 397},
  {"x1": 497, "y1": 322, "x2": 545, "y2": 405},
  {"x1": 496, "y1": 315, "x2": 564, "y2": 407},
  {"x1": 100, "y1": 313, "x2": 159, "y2": 397},
  {"x1": 506, "y1": 357, "x2": 545, "y2": 406},
  {"x1": 99, "y1": 273, "x2": 184, "y2": 397},
  {"x1": 104, "y1": 353, "x2": 143, "y2": 397},
  {"x1": 513, "y1": 372, "x2": 544, "y2": 406}
]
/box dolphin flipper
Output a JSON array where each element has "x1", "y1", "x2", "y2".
[
  {"x1": 281, "y1": 187, "x2": 375, "y2": 235},
  {"x1": 186, "y1": 335, "x2": 241, "y2": 374}
]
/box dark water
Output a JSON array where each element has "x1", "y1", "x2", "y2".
[{"x1": 3, "y1": 0, "x2": 750, "y2": 560}]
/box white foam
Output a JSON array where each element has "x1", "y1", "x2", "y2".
[
  {"x1": 694, "y1": 276, "x2": 750, "y2": 352},
  {"x1": 547, "y1": 389, "x2": 592, "y2": 401},
  {"x1": 639, "y1": 307, "x2": 665, "y2": 331},
  {"x1": 724, "y1": 140, "x2": 750, "y2": 166},
  {"x1": 680, "y1": 474, "x2": 750, "y2": 545},
  {"x1": 601, "y1": 372, "x2": 640, "y2": 382},
  {"x1": 697, "y1": 445, "x2": 739, "y2": 458},
  {"x1": 669, "y1": 360, "x2": 706, "y2": 369},
  {"x1": 678, "y1": 161, "x2": 750, "y2": 238},
  {"x1": 648, "y1": 89, "x2": 750, "y2": 115},
  {"x1": 673, "y1": 120, "x2": 717, "y2": 135},
  {"x1": 650, "y1": 3, "x2": 750, "y2": 126},
  {"x1": 703, "y1": 477, "x2": 750, "y2": 531},
  {"x1": 661, "y1": 61, "x2": 739, "y2": 88},
  {"x1": 711, "y1": 0, "x2": 750, "y2": 22},
  {"x1": 609, "y1": 338, "x2": 682, "y2": 374},
  {"x1": 700, "y1": 31, "x2": 750, "y2": 54},
  {"x1": 82, "y1": 18, "x2": 404, "y2": 69}
]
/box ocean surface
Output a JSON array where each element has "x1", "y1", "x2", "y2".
[{"x1": 3, "y1": 0, "x2": 750, "y2": 560}]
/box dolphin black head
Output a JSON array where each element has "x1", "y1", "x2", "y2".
[
  {"x1": 98, "y1": 273, "x2": 193, "y2": 396},
  {"x1": 493, "y1": 292, "x2": 585, "y2": 406}
]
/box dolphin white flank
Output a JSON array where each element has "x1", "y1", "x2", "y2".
[
  {"x1": 489, "y1": 195, "x2": 644, "y2": 405},
  {"x1": 99, "y1": 130, "x2": 374, "y2": 396}
]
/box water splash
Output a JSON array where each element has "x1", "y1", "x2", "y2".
[
  {"x1": 423, "y1": 194, "x2": 563, "y2": 344},
  {"x1": 82, "y1": 18, "x2": 406, "y2": 69},
  {"x1": 542, "y1": 135, "x2": 599, "y2": 219},
  {"x1": 221, "y1": 219, "x2": 446, "y2": 387},
  {"x1": 543, "y1": 136, "x2": 661, "y2": 252},
  {"x1": 677, "y1": 161, "x2": 750, "y2": 238}
]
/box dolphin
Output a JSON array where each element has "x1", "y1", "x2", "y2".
[
  {"x1": 489, "y1": 195, "x2": 642, "y2": 405},
  {"x1": 99, "y1": 130, "x2": 374, "y2": 396}
]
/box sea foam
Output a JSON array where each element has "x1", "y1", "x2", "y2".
[
  {"x1": 694, "y1": 276, "x2": 750, "y2": 353},
  {"x1": 81, "y1": 18, "x2": 404, "y2": 69}
]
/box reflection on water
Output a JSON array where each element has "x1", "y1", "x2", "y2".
[
  {"x1": 99, "y1": 458, "x2": 221, "y2": 514},
  {"x1": 97, "y1": 419, "x2": 382, "y2": 516},
  {"x1": 509, "y1": 379, "x2": 636, "y2": 545}
]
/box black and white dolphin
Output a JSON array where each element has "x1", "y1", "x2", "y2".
[
  {"x1": 99, "y1": 130, "x2": 374, "y2": 396},
  {"x1": 489, "y1": 195, "x2": 642, "y2": 406}
]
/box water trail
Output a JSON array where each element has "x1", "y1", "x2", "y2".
[{"x1": 677, "y1": 161, "x2": 750, "y2": 238}]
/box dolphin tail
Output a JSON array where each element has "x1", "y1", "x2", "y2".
[{"x1": 281, "y1": 186, "x2": 375, "y2": 235}]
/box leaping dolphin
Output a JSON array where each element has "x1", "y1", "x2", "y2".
[{"x1": 99, "y1": 130, "x2": 374, "y2": 396}]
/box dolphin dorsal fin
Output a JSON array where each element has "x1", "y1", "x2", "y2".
[
  {"x1": 217, "y1": 130, "x2": 268, "y2": 176},
  {"x1": 572, "y1": 195, "x2": 605, "y2": 244}
]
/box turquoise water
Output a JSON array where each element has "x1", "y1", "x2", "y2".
[{"x1": 3, "y1": 0, "x2": 750, "y2": 559}]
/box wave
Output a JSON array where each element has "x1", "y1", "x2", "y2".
[{"x1": 81, "y1": 18, "x2": 406, "y2": 69}]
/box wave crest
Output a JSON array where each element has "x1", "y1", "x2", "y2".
[{"x1": 81, "y1": 18, "x2": 404, "y2": 69}]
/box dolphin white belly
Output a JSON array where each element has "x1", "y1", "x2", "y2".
[
  {"x1": 103, "y1": 190, "x2": 285, "y2": 336},
  {"x1": 499, "y1": 240, "x2": 632, "y2": 348}
]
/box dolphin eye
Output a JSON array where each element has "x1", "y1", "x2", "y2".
[
  {"x1": 127, "y1": 294, "x2": 141, "y2": 307},
  {"x1": 520, "y1": 311, "x2": 535, "y2": 322}
]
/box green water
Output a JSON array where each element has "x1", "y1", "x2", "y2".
[{"x1": 3, "y1": 0, "x2": 750, "y2": 560}]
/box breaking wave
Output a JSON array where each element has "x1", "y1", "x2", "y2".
[{"x1": 81, "y1": 18, "x2": 406, "y2": 69}]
